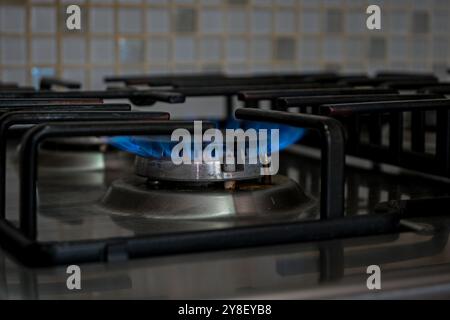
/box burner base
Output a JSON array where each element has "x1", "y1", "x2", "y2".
[{"x1": 99, "y1": 175, "x2": 315, "y2": 222}]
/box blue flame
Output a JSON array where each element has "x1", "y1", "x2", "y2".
[
  {"x1": 109, "y1": 135, "x2": 174, "y2": 158},
  {"x1": 108, "y1": 120, "x2": 305, "y2": 159}
]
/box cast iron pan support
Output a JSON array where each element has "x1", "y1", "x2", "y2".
[
  {"x1": 18, "y1": 121, "x2": 211, "y2": 240},
  {"x1": 0, "y1": 111, "x2": 170, "y2": 220},
  {"x1": 0, "y1": 115, "x2": 403, "y2": 267},
  {"x1": 235, "y1": 108, "x2": 346, "y2": 220}
]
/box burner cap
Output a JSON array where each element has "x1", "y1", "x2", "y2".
[{"x1": 134, "y1": 156, "x2": 261, "y2": 182}]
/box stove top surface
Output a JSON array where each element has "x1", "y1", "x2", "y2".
[
  {"x1": 2, "y1": 71, "x2": 450, "y2": 299},
  {"x1": 2, "y1": 142, "x2": 450, "y2": 299}
]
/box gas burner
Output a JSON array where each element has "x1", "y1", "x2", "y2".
[
  {"x1": 99, "y1": 155, "x2": 315, "y2": 222},
  {"x1": 134, "y1": 156, "x2": 261, "y2": 183},
  {"x1": 99, "y1": 174, "x2": 314, "y2": 222}
]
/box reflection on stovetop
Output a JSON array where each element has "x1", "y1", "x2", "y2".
[{"x1": 1, "y1": 226, "x2": 450, "y2": 299}]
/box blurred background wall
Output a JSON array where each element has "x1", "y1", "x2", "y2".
[{"x1": 0, "y1": 0, "x2": 449, "y2": 89}]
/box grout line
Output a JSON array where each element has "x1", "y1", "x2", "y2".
[{"x1": 0, "y1": 1, "x2": 449, "y2": 87}]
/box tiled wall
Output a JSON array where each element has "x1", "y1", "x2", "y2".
[{"x1": 0, "y1": 0, "x2": 449, "y2": 89}]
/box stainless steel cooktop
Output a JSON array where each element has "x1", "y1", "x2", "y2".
[{"x1": 2, "y1": 141, "x2": 450, "y2": 299}]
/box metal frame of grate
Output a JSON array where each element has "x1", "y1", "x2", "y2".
[
  {"x1": 1, "y1": 72, "x2": 449, "y2": 267},
  {"x1": 277, "y1": 97, "x2": 450, "y2": 179},
  {"x1": 0, "y1": 103, "x2": 411, "y2": 267},
  {"x1": 229, "y1": 73, "x2": 450, "y2": 180},
  {"x1": 0, "y1": 88, "x2": 185, "y2": 106}
]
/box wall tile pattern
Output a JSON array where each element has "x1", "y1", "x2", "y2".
[{"x1": 0, "y1": 0, "x2": 449, "y2": 88}]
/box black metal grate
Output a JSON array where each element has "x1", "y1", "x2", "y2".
[{"x1": 0, "y1": 73, "x2": 449, "y2": 267}]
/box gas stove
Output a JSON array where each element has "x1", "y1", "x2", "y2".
[{"x1": 1, "y1": 72, "x2": 450, "y2": 299}]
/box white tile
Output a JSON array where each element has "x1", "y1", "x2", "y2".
[
  {"x1": 174, "y1": 37, "x2": 196, "y2": 62},
  {"x1": 251, "y1": 9, "x2": 272, "y2": 34},
  {"x1": 300, "y1": 10, "x2": 321, "y2": 34},
  {"x1": 200, "y1": 38, "x2": 222, "y2": 62},
  {"x1": 119, "y1": 38, "x2": 144, "y2": 64},
  {"x1": 200, "y1": 9, "x2": 224, "y2": 34},
  {"x1": 226, "y1": 38, "x2": 247, "y2": 63},
  {"x1": 388, "y1": 11, "x2": 409, "y2": 35},
  {"x1": 432, "y1": 37, "x2": 448, "y2": 61},
  {"x1": 90, "y1": 7, "x2": 114, "y2": 34},
  {"x1": 90, "y1": 38, "x2": 115, "y2": 64},
  {"x1": 298, "y1": 37, "x2": 321, "y2": 61},
  {"x1": 31, "y1": 6, "x2": 56, "y2": 33},
  {"x1": 147, "y1": 38, "x2": 170, "y2": 63},
  {"x1": 62, "y1": 37, "x2": 86, "y2": 64},
  {"x1": 388, "y1": 36, "x2": 408, "y2": 60},
  {"x1": 275, "y1": 10, "x2": 295, "y2": 33},
  {"x1": 226, "y1": 9, "x2": 247, "y2": 33},
  {"x1": 323, "y1": 37, "x2": 344, "y2": 63},
  {"x1": 0, "y1": 5, "x2": 26, "y2": 33},
  {"x1": 31, "y1": 38, "x2": 56, "y2": 64},
  {"x1": 118, "y1": 8, "x2": 142, "y2": 34},
  {"x1": 147, "y1": 8, "x2": 170, "y2": 33},
  {"x1": 1, "y1": 37, "x2": 26, "y2": 64},
  {"x1": 251, "y1": 37, "x2": 272, "y2": 61}
]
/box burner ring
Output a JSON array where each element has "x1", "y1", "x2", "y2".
[
  {"x1": 134, "y1": 156, "x2": 261, "y2": 182},
  {"x1": 99, "y1": 175, "x2": 315, "y2": 223}
]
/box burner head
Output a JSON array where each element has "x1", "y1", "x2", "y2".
[{"x1": 134, "y1": 156, "x2": 262, "y2": 183}]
